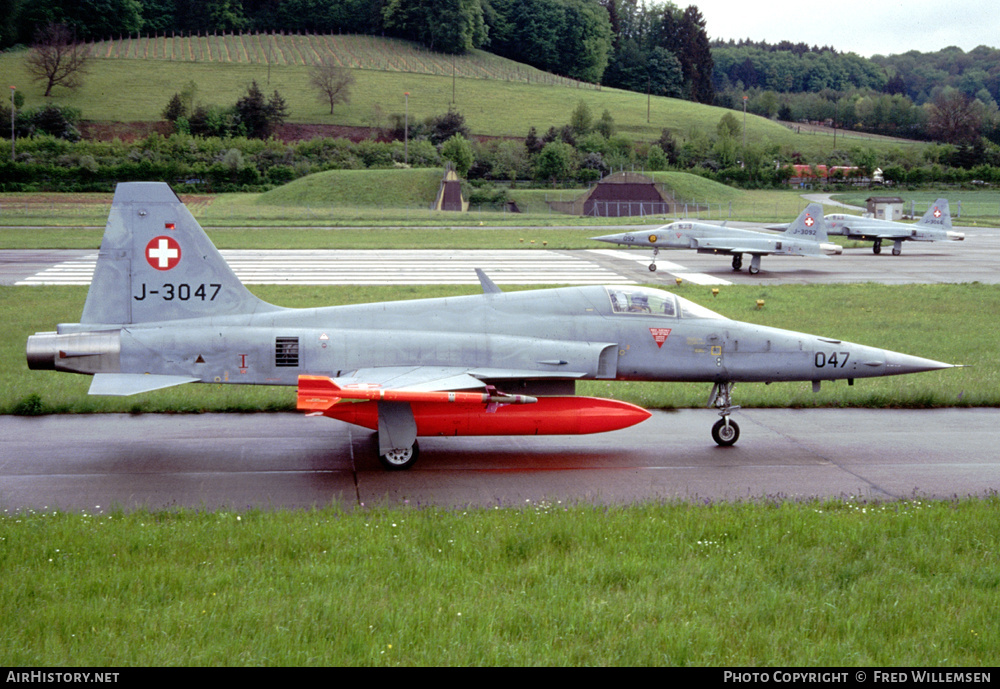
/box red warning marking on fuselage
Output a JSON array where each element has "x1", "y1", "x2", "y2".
[{"x1": 649, "y1": 327, "x2": 672, "y2": 348}]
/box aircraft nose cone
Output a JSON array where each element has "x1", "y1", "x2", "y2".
[
  {"x1": 591, "y1": 233, "x2": 627, "y2": 243},
  {"x1": 883, "y1": 351, "x2": 956, "y2": 375}
]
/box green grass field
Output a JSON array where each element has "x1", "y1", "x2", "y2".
[{"x1": 2, "y1": 498, "x2": 997, "y2": 665}]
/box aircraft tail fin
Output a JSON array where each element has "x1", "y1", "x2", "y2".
[
  {"x1": 781, "y1": 203, "x2": 828, "y2": 242},
  {"x1": 81, "y1": 182, "x2": 279, "y2": 326},
  {"x1": 916, "y1": 198, "x2": 952, "y2": 229}
]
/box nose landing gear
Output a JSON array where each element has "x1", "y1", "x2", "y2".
[{"x1": 708, "y1": 381, "x2": 740, "y2": 447}]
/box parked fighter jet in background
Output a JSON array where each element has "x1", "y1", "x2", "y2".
[
  {"x1": 26, "y1": 183, "x2": 955, "y2": 470},
  {"x1": 825, "y1": 198, "x2": 964, "y2": 255},
  {"x1": 591, "y1": 203, "x2": 841, "y2": 275}
]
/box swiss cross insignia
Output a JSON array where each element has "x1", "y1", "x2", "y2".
[{"x1": 145, "y1": 236, "x2": 181, "y2": 271}]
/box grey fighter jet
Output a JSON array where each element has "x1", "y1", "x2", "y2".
[
  {"x1": 824, "y1": 198, "x2": 964, "y2": 255},
  {"x1": 26, "y1": 183, "x2": 955, "y2": 470},
  {"x1": 592, "y1": 203, "x2": 842, "y2": 275}
]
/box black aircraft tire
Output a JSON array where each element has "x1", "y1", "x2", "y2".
[
  {"x1": 648, "y1": 264, "x2": 657, "y2": 272},
  {"x1": 873, "y1": 240, "x2": 882, "y2": 255},
  {"x1": 378, "y1": 441, "x2": 420, "y2": 470},
  {"x1": 711, "y1": 418, "x2": 740, "y2": 447}
]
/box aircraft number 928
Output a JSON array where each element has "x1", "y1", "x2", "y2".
[
  {"x1": 134, "y1": 283, "x2": 222, "y2": 301},
  {"x1": 815, "y1": 351, "x2": 850, "y2": 368}
]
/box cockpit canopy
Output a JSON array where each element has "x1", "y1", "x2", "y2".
[{"x1": 605, "y1": 286, "x2": 725, "y2": 319}]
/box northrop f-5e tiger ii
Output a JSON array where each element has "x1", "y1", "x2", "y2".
[
  {"x1": 824, "y1": 198, "x2": 964, "y2": 255},
  {"x1": 592, "y1": 203, "x2": 842, "y2": 275},
  {"x1": 27, "y1": 183, "x2": 955, "y2": 470}
]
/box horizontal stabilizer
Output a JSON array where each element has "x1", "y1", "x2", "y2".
[{"x1": 88, "y1": 373, "x2": 199, "y2": 396}]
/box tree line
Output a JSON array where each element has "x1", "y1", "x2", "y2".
[
  {"x1": 711, "y1": 41, "x2": 1000, "y2": 148},
  {"x1": 5, "y1": 98, "x2": 1000, "y2": 197}
]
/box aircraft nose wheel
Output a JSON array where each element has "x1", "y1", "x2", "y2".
[
  {"x1": 708, "y1": 381, "x2": 741, "y2": 447},
  {"x1": 378, "y1": 441, "x2": 420, "y2": 470},
  {"x1": 711, "y1": 418, "x2": 740, "y2": 446}
]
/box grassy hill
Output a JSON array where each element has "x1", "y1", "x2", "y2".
[
  {"x1": 2, "y1": 34, "x2": 925, "y2": 161},
  {"x1": 256, "y1": 167, "x2": 443, "y2": 207}
]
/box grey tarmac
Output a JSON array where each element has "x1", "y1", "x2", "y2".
[
  {"x1": 1, "y1": 408, "x2": 997, "y2": 512},
  {"x1": 2, "y1": 221, "x2": 996, "y2": 287}
]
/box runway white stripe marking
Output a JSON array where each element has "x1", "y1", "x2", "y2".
[
  {"x1": 586, "y1": 249, "x2": 733, "y2": 285},
  {"x1": 16, "y1": 250, "x2": 636, "y2": 286}
]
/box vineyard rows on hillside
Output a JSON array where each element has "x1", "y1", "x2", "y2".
[{"x1": 83, "y1": 33, "x2": 600, "y2": 90}]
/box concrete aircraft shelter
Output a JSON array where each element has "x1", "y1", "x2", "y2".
[{"x1": 548, "y1": 171, "x2": 676, "y2": 217}]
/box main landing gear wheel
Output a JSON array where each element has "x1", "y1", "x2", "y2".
[
  {"x1": 892, "y1": 246, "x2": 901, "y2": 256},
  {"x1": 711, "y1": 418, "x2": 740, "y2": 446},
  {"x1": 873, "y1": 238, "x2": 882, "y2": 255},
  {"x1": 649, "y1": 247, "x2": 659, "y2": 272},
  {"x1": 732, "y1": 255, "x2": 743, "y2": 271},
  {"x1": 378, "y1": 441, "x2": 420, "y2": 471}
]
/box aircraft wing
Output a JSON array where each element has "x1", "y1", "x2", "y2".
[
  {"x1": 334, "y1": 366, "x2": 489, "y2": 392},
  {"x1": 842, "y1": 226, "x2": 906, "y2": 239},
  {"x1": 696, "y1": 239, "x2": 774, "y2": 256},
  {"x1": 332, "y1": 365, "x2": 587, "y2": 392}
]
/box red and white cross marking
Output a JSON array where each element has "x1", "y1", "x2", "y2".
[
  {"x1": 804, "y1": 214, "x2": 815, "y2": 227},
  {"x1": 145, "y1": 236, "x2": 181, "y2": 270},
  {"x1": 933, "y1": 207, "x2": 942, "y2": 218}
]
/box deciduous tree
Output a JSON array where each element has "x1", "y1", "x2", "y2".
[
  {"x1": 26, "y1": 23, "x2": 89, "y2": 98},
  {"x1": 927, "y1": 88, "x2": 981, "y2": 144},
  {"x1": 309, "y1": 58, "x2": 356, "y2": 115}
]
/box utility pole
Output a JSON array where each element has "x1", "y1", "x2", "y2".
[
  {"x1": 647, "y1": 77, "x2": 651, "y2": 123},
  {"x1": 742, "y1": 95, "x2": 748, "y2": 149},
  {"x1": 404, "y1": 92, "x2": 409, "y2": 165},
  {"x1": 10, "y1": 86, "x2": 15, "y2": 162}
]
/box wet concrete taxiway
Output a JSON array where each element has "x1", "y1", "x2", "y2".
[{"x1": 2, "y1": 409, "x2": 997, "y2": 512}]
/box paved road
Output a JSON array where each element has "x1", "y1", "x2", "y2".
[{"x1": 2, "y1": 409, "x2": 997, "y2": 512}]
